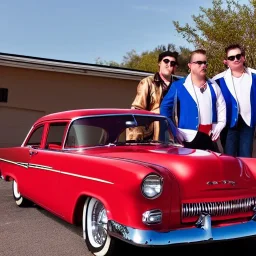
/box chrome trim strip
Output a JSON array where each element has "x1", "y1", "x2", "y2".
[
  {"x1": 28, "y1": 163, "x2": 53, "y2": 171},
  {"x1": 108, "y1": 214, "x2": 256, "y2": 246},
  {"x1": 60, "y1": 170, "x2": 114, "y2": 184},
  {"x1": 0, "y1": 158, "x2": 28, "y2": 168},
  {"x1": 29, "y1": 165, "x2": 60, "y2": 174},
  {"x1": 0, "y1": 158, "x2": 113, "y2": 184}
]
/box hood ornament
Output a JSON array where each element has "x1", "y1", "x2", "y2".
[{"x1": 206, "y1": 180, "x2": 236, "y2": 186}]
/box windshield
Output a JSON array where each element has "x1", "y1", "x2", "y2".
[{"x1": 64, "y1": 114, "x2": 179, "y2": 148}]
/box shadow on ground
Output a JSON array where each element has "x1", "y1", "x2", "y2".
[{"x1": 35, "y1": 205, "x2": 255, "y2": 255}]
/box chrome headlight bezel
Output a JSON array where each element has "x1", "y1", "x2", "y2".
[{"x1": 141, "y1": 173, "x2": 163, "y2": 199}]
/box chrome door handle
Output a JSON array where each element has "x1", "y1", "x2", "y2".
[{"x1": 29, "y1": 150, "x2": 38, "y2": 156}]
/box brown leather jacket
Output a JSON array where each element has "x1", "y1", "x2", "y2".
[{"x1": 127, "y1": 73, "x2": 178, "y2": 140}]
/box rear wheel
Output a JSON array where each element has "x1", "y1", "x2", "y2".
[
  {"x1": 83, "y1": 197, "x2": 120, "y2": 256},
  {"x1": 12, "y1": 180, "x2": 33, "y2": 207}
]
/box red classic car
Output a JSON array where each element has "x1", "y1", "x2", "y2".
[{"x1": 1, "y1": 108, "x2": 256, "y2": 256}]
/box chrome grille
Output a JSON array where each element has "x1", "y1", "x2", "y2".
[{"x1": 182, "y1": 197, "x2": 256, "y2": 218}]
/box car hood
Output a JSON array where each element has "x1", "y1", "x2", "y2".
[{"x1": 82, "y1": 145, "x2": 256, "y2": 200}]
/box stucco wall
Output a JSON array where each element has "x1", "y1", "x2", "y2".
[
  {"x1": 0, "y1": 65, "x2": 141, "y2": 147},
  {"x1": 0, "y1": 65, "x2": 139, "y2": 112}
]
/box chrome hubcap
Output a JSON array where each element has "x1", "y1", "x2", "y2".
[{"x1": 91, "y1": 201, "x2": 108, "y2": 246}]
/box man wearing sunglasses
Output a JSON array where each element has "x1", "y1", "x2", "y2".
[
  {"x1": 127, "y1": 51, "x2": 179, "y2": 140},
  {"x1": 212, "y1": 44, "x2": 256, "y2": 157},
  {"x1": 160, "y1": 49, "x2": 226, "y2": 151}
]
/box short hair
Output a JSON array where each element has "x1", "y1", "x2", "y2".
[
  {"x1": 225, "y1": 44, "x2": 245, "y2": 57},
  {"x1": 189, "y1": 49, "x2": 206, "y2": 62},
  {"x1": 158, "y1": 51, "x2": 179, "y2": 64}
]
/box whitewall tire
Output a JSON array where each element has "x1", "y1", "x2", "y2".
[
  {"x1": 12, "y1": 180, "x2": 32, "y2": 207},
  {"x1": 83, "y1": 197, "x2": 119, "y2": 256}
]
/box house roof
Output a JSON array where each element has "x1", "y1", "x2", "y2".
[{"x1": 0, "y1": 52, "x2": 154, "y2": 81}]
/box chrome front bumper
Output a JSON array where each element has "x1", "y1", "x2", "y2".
[{"x1": 107, "y1": 213, "x2": 256, "y2": 246}]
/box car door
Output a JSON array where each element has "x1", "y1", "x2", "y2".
[
  {"x1": 20, "y1": 124, "x2": 45, "y2": 200},
  {"x1": 25, "y1": 121, "x2": 68, "y2": 215}
]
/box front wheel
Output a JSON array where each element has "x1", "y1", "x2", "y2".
[
  {"x1": 83, "y1": 197, "x2": 120, "y2": 256},
  {"x1": 12, "y1": 180, "x2": 33, "y2": 207}
]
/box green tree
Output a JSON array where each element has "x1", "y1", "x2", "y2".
[
  {"x1": 95, "y1": 45, "x2": 191, "y2": 76},
  {"x1": 122, "y1": 49, "x2": 160, "y2": 73},
  {"x1": 95, "y1": 57, "x2": 121, "y2": 67},
  {"x1": 173, "y1": 0, "x2": 256, "y2": 77}
]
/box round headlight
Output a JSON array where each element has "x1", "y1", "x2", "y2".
[{"x1": 141, "y1": 174, "x2": 163, "y2": 199}]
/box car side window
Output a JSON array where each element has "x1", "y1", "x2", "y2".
[
  {"x1": 46, "y1": 122, "x2": 67, "y2": 150},
  {"x1": 25, "y1": 126, "x2": 44, "y2": 148},
  {"x1": 65, "y1": 124, "x2": 107, "y2": 148}
]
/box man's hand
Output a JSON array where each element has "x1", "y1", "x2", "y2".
[{"x1": 211, "y1": 126, "x2": 222, "y2": 141}]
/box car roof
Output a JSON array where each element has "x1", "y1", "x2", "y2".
[{"x1": 34, "y1": 108, "x2": 159, "y2": 125}]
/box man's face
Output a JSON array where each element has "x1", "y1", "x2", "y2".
[
  {"x1": 225, "y1": 48, "x2": 245, "y2": 70},
  {"x1": 158, "y1": 56, "x2": 177, "y2": 77},
  {"x1": 188, "y1": 53, "x2": 208, "y2": 78}
]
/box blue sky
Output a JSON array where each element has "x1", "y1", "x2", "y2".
[{"x1": 0, "y1": 0, "x2": 249, "y2": 64}]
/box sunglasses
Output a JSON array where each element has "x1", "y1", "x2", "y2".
[
  {"x1": 191, "y1": 61, "x2": 208, "y2": 65},
  {"x1": 162, "y1": 59, "x2": 177, "y2": 67},
  {"x1": 227, "y1": 53, "x2": 242, "y2": 61}
]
